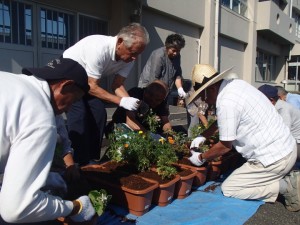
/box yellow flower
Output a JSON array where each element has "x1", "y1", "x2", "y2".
[
  {"x1": 159, "y1": 138, "x2": 165, "y2": 144},
  {"x1": 138, "y1": 131, "x2": 143, "y2": 134}
]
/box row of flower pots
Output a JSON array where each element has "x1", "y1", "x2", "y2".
[
  {"x1": 78, "y1": 155, "x2": 239, "y2": 217},
  {"x1": 81, "y1": 161, "x2": 200, "y2": 216}
]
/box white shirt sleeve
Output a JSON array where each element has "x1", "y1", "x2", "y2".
[{"x1": 0, "y1": 124, "x2": 73, "y2": 223}]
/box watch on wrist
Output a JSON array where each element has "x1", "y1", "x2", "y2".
[{"x1": 199, "y1": 153, "x2": 207, "y2": 163}]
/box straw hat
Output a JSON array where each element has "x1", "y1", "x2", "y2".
[{"x1": 186, "y1": 64, "x2": 233, "y2": 105}]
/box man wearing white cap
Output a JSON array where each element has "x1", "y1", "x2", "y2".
[{"x1": 186, "y1": 64, "x2": 299, "y2": 212}]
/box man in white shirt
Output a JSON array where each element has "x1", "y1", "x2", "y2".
[
  {"x1": 63, "y1": 23, "x2": 150, "y2": 166},
  {"x1": 0, "y1": 58, "x2": 95, "y2": 224},
  {"x1": 186, "y1": 64, "x2": 299, "y2": 212}
]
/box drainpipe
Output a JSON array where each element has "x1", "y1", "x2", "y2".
[
  {"x1": 214, "y1": 0, "x2": 219, "y2": 70},
  {"x1": 197, "y1": 39, "x2": 201, "y2": 64},
  {"x1": 137, "y1": 0, "x2": 143, "y2": 82}
]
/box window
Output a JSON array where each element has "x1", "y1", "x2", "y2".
[
  {"x1": 221, "y1": 0, "x2": 247, "y2": 17},
  {"x1": 255, "y1": 50, "x2": 276, "y2": 82},
  {"x1": 287, "y1": 56, "x2": 300, "y2": 81},
  {"x1": 78, "y1": 15, "x2": 108, "y2": 40},
  {"x1": 40, "y1": 8, "x2": 74, "y2": 49},
  {"x1": 0, "y1": 0, "x2": 32, "y2": 45},
  {"x1": 293, "y1": 13, "x2": 300, "y2": 39}
]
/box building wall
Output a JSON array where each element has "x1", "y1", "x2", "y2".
[{"x1": 1, "y1": 0, "x2": 300, "y2": 92}]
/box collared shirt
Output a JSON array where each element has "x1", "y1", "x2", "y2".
[
  {"x1": 216, "y1": 79, "x2": 295, "y2": 166},
  {"x1": 63, "y1": 35, "x2": 134, "y2": 79},
  {"x1": 286, "y1": 92, "x2": 300, "y2": 110},
  {"x1": 275, "y1": 99, "x2": 300, "y2": 143},
  {"x1": 138, "y1": 47, "x2": 182, "y2": 90},
  {"x1": 0, "y1": 72, "x2": 73, "y2": 222}
]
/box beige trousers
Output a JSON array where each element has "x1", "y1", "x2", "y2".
[{"x1": 221, "y1": 145, "x2": 297, "y2": 202}]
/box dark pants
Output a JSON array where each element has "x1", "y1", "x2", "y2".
[{"x1": 67, "y1": 95, "x2": 107, "y2": 166}]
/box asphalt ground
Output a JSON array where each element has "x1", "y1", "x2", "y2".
[{"x1": 104, "y1": 106, "x2": 300, "y2": 225}]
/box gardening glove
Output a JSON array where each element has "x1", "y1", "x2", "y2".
[
  {"x1": 150, "y1": 132, "x2": 165, "y2": 142},
  {"x1": 119, "y1": 97, "x2": 140, "y2": 111},
  {"x1": 189, "y1": 150, "x2": 205, "y2": 167},
  {"x1": 177, "y1": 87, "x2": 187, "y2": 98},
  {"x1": 190, "y1": 136, "x2": 206, "y2": 149},
  {"x1": 70, "y1": 195, "x2": 96, "y2": 222},
  {"x1": 44, "y1": 172, "x2": 67, "y2": 194},
  {"x1": 197, "y1": 101, "x2": 208, "y2": 116}
]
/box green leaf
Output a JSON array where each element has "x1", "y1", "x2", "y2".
[{"x1": 88, "y1": 189, "x2": 112, "y2": 216}]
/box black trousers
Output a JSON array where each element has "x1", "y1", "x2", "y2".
[{"x1": 67, "y1": 95, "x2": 107, "y2": 166}]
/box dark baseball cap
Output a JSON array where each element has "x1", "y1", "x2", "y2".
[
  {"x1": 258, "y1": 84, "x2": 278, "y2": 99},
  {"x1": 22, "y1": 58, "x2": 89, "y2": 94}
]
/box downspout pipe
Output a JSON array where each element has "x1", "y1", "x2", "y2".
[{"x1": 214, "y1": 0, "x2": 219, "y2": 70}]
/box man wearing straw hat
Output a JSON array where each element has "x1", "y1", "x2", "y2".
[{"x1": 186, "y1": 64, "x2": 300, "y2": 212}]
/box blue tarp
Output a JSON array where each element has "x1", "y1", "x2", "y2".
[{"x1": 97, "y1": 179, "x2": 264, "y2": 225}]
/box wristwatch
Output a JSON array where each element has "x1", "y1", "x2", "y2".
[{"x1": 199, "y1": 153, "x2": 207, "y2": 164}]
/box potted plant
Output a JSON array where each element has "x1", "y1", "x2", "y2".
[
  {"x1": 81, "y1": 163, "x2": 158, "y2": 216},
  {"x1": 57, "y1": 189, "x2": 111, "y2": 225},
  {"x1": 107, "y1": 127, "x2": 181, "y2": 206}
]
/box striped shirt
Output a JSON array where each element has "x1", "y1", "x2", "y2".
[{"x1": 216, "y1": 79, "x2": 295, "y2": 166}]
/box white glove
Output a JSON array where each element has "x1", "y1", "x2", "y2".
[
  {"x1": 177, "y1": 87, "x2": 187, "y2": 98},
  {"x1": 120, "y1": 97, "x2": 140, "y2": 111},
  {"x1": 190, "y1": 136, "x2": 206, "y2": 149},
  {"x1": 188, "y1": 150, "x2": 205, "y2": 166},
  {"x1": 198, "y1": 101, "x2": 208, "y2": 116},
  {"x1": 70, "y1": 196, "x2": 96, "y2": 222},
  {"x1": 45, "y1": 172, "x2": 67, "y2": 194}
]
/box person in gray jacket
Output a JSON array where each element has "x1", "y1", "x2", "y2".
[{"x1": 138, "y1": 33, "x2": 187, "y2": 99}]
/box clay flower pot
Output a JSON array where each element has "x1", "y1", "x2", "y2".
[
  {"x1": 173, "y1": 165, "x2": 197, "y2": 199},
  {"x1": 81, "y1": 164, "x2": 158, "y2": 216},
  {"x1": 175, "y1": 157, "x2": 208, "y2": 188},
  {"x1": 206, "y1": 160, "x2": 222, "y2": 181},
  {"x1": 137, "y1": 169, "x2": 180, "y2": 207}
]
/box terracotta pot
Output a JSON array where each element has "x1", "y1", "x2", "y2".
[
  {"x1": 81, "y1": 165, "x2": 158, "y2": 216},
  {"x1": 174, "y1": 158, "x2": 208, "y2": 188},
  {"x1": 137, "y1": 169, "x2": 180, "y2": 207},
  {"x1": 173, "y1": 165, "x2": 197, "y2": 199},
  {"x1": 176, "y1": 163, "x2": 208, "y2": 188},
  {"x1": 206, "y1": 160, "x2": 222, "y2": 181},
  {"x1": 56, "y1": 214, "x2": 98, "y2": 225}
]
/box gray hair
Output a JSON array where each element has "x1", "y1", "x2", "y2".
[
  {"x1": 275, "y1": 85, "x2": 288, "y2": 96},
  {"x1": 117, "y1": 23, "x2": 150, "y2": 48}
]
